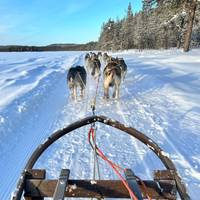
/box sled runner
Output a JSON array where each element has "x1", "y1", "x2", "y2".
[{"x1": 12, "y1": 115, "x2": 190, "y2": 200}]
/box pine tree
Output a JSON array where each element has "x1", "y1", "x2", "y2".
[
  {"x1": 184, "y1": 0, "x2": 198, "y2": 52},
  {"x1": 127, "y1": 2, "x2": 133, "y2": 18},
  {"x1": 98, "y1": 0, "x2": 200, "y2": 51},
  {"x1": 122, "y1": 2, "x2": 134, "y2": 49}
]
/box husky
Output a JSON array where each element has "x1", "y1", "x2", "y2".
[
  {"x1": 86, "y1": 56, "x2": 101, "y2": 79},
  {"x1": 103, "y1": 54, "x2": 119, "y2": 66},
  {"x1": 107, "y1": 56, "x2": 117, "y2": 64},
  {"x1": 97, "y1": 52, "x2": 103, "y2": 62},
  {"x1": 85, "y1": 53, "x2": 90, "y2": 60},
  {"x1": 67, "y1": 66, "x2": 87, "y2": 100},
  {"x1": 105, "y1": 57, "x2": 127, "y2": 81},
  {"x1": 115, "y1": 58, "x2": 127, "y2": 81},
  {"x1": 103, "y1": 62, "x2": 122, "y2": 99},
  {"x1": 85, "y1": 53, "x2": 90, "y2": 71},
  {"x1": 90, "y1": 52, "x2": 98, "y2": 59},
  {"x1": 103, "y1": 52, "x2": 109, "y2": 64}
]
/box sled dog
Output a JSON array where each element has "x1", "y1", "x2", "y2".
[
  {"x1": 67, "y1": 66, "x2": 87, "y2": 100},
  {"x1": 115, "y1": 58, "x2": 127, "y2": 80},
  {"x1": 103, "y1": 62, "x2": 122, "y2": 99},
  {"x1": 86, "y1": 56, "x2": 101, "y2": 79},
  {"x1": 97, "y1": 52, "x2": 103, "y2": 62},
  {"x1": 103, "y1": 52, "x2": 109, "y2": 64},
  {"x1": 105, "y1": 57, "x2": 127, "y2": 81},
  {"x1": 90, "y1": 52, "x2": 98, "y2": 59},
  {"x1": 85, "y1": 53, "x2": 90, "y2": 71}
]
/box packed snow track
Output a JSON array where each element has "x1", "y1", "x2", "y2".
[{"x1": 0, "y1": 50, "x2": 200, "y2": 200}]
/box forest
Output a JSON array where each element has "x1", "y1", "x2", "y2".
[
  {"x1": 98, "y1": 0, "x2": 200, "y2": 52},
  {"x1": 1, "y1": 0, "x2": 199, "y2": 52}
]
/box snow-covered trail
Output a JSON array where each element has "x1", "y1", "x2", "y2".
[
  {"x1": 0, "y1": 50, "x2": 200, "y2": 199},
  {"x1": 36, "y1": 50, "x2": 200, "y2": 198},
  {"x1": 0, "y1": 52, "x2": 84, "y2": 199}
]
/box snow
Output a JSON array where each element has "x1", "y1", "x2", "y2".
[{"x1": 0, "y1": 49, "x2": 200, "y2": 199}]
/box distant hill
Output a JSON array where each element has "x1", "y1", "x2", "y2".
[{"x1": 0, "y1": 42, "x2": 97, "y2": 52}]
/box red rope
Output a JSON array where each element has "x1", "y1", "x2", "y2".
[
  {"x1": 89, "y1": 127, "x2": 124, "y2": 171},
  {"x1": 88, "y1": 127, "x2": 141, "y2": 200}
]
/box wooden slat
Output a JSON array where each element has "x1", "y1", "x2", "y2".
[
  {"x1": 26, "y1": 169, "x2": 46, "y2": 179},
  {"x1": 25, "y1": 170, "x2": 46, "y2": 200},
  {"x1": 24, "y1": 179, "x2": 176, "y2": 199},
  {"x1": 154, "y1": 170, "x2": 175, "y2": 180}
]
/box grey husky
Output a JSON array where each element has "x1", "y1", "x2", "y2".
[
  {"x1": 85, "y1": 56, "x2": 101, "y2": 79},
  {"x1": 67, "y1": 66, "x2": 87, "y2": 100}
]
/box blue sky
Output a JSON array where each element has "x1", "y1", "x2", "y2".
[{"x1": 0, "y1": 0, "x2": 142, "y2": 46}]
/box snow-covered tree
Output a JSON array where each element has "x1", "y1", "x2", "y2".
[
  {"x1": 184, "y1": 0, "x2": 199, "y2": 51},
  {"x1": 98, "y1": 0, "x2": 200, "y2": 51}
]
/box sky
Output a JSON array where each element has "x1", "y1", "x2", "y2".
[{"x1": 0, "y1": 0, "x2": 142, "y2": 46}]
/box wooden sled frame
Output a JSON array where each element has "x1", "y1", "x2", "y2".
[{"x1": 12, "y1": 115, "x2": 190, "y2": 200}]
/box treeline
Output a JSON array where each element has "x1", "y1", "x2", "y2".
[
  {"x1": 98, "y1": 0, "x2": 200, "y2": 52},
  {"x1": 1, "y1": 1, "x2": 199, "y2": 52},
  {"x1": 0, "y1": 42, "x2": 97, "y2": 52}
]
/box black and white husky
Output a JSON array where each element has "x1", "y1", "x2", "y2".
[{"x1": 67, "y1": 66, "x2": 87, "y2": 100}]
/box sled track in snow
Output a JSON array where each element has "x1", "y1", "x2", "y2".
[
  {"x1": 35, "y1": 53, "x2": 95, "y2": 179},
  {"x1": 37, "y1": 52, "x2": 200, "y2": 196},
  {"x1": 43, "y1": 55, "x2": 157, "y2": 181},
  {"x1": 121, "y1": 63, "x2": 200, "y2": 197},
  {"x1": 1, "y1": 51, "x2": 199, "y2": 199},
  {"x1": 1, "y1": 53, "x2": 85, "y2": 199},
  {"x1": 36, "y1": 53, "x2": 156, "y2": 181}
]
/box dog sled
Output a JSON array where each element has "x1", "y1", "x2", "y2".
[{"x1": 12, "y1": 115, "x2": 190, "y2": 200}]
